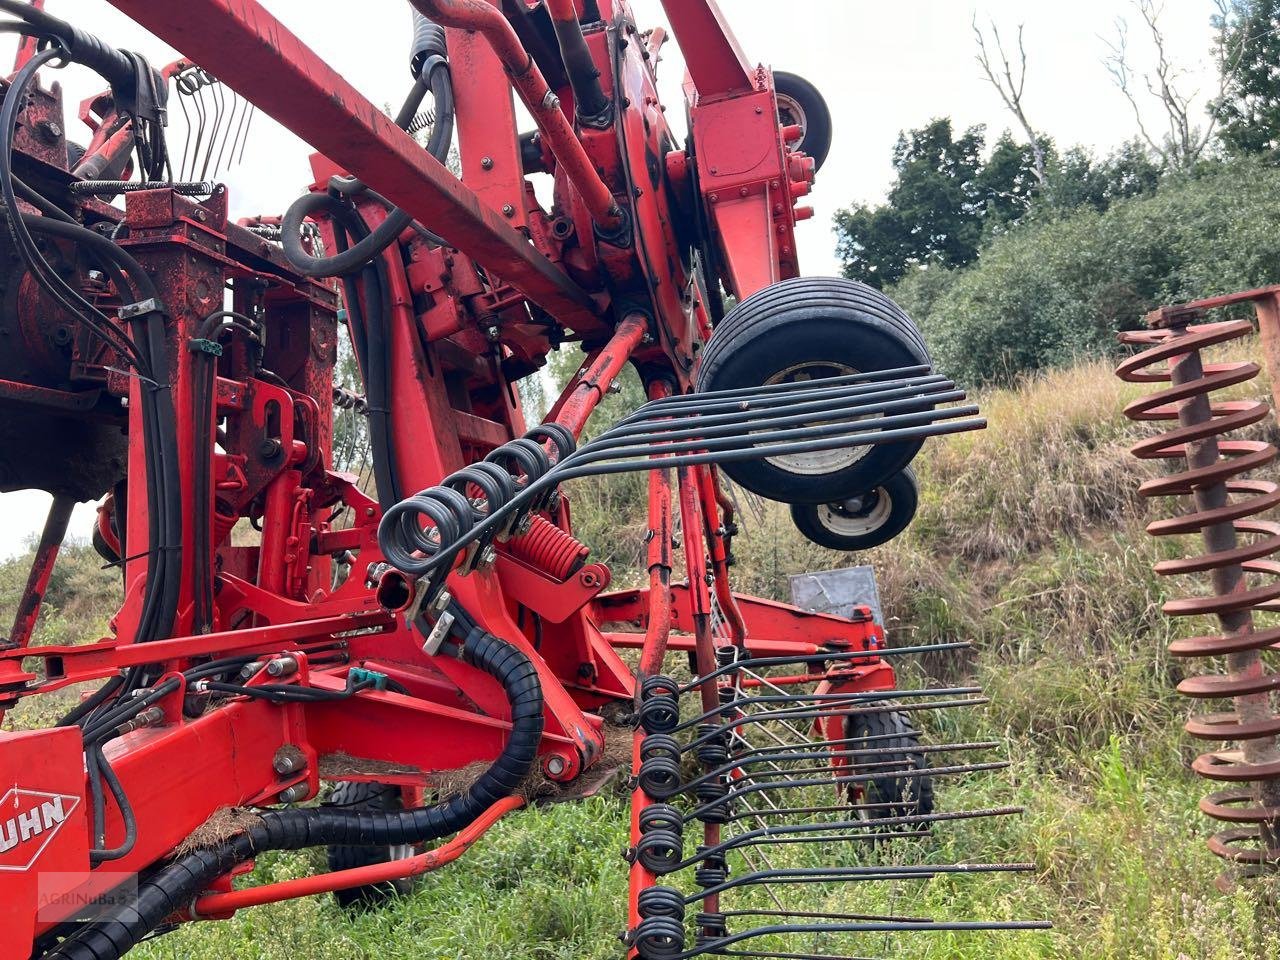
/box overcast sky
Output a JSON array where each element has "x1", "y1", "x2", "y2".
[{"x1": 0, "y1": 0, "x2": 1223, "y2": 560}]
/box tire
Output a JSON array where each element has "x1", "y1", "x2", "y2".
[
  {"x1": 774, "y1": 71, "x2": 832, "y2": 171},
  {"x1": 846, "y1": 706, "x2": 933, "y2": 826},
  {"x1": 324, "y1": 782, "x2": 417, "y2": 909},
  {"x1": 790, "y1": 467, "x2": 919, "y2": 551},
  {"x1": 697, "y1": 277, "x2": 931, "y2": 505}
]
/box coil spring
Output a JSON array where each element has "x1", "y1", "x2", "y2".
[
  {"x1": 632, "y1": 915, "x2": 685, "y2": 960},
  {"x1": 638, "y1": 734, "x2": 684, "y2": 800},
  {"x1": 507, "y1": 515, "x2": 589, "y2": 580},
  {"x1": 637, "y1": 885, "x2": 685, "y2": 921},
  {"x1": 1118, "y1": 317, "x2": 1280, "y2": 871},
  {"x1": 694, "y1": 912, "x2": 728, "y2": 942},
  {"x1": 693, "y1": 849, "x2": 728, "y2": 888},
  {"x1": 693, "y1": 777, "x2": 731, "y2": 824},
  {"x1": 378, "y1": 424, "x2": 575, "y2": 579},
  {"x1": 640, "y1": 676, "x2": 681, "y2": 735},
  {"x1": 636, "y1": 803, "x2": 684, "y2": 875},
  {"x1": 694, "y1": 723, "x2": 730, "y2": 766}
]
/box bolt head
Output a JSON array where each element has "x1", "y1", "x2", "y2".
[
  {"x1": 502, "y1": 203, "x2": 516, "y2": 218},
  {"x1": 545, "y1": 755, "x2": 567, "y2": 777},
  {"x1": 481, "y1": 156, "x2": 494, "y2": 170}
]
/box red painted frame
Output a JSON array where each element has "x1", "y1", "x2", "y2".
[{"x1": 0, "y1": 1, "x2": 859, "y2": 953}]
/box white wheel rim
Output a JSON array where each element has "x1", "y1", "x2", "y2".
[
  {"x1": 761, "y1": 361, "x2": 870, "y2": 475},
  {"x1": 816, "y1": 488, "x2": 893, "y2": 538},
  {"x1": 776, "y1": 92, "x2": 808, "y2": 142}
]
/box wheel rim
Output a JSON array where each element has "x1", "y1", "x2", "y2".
[
  {"x1": 816, "y1": 487, "x2": 892, "y2": 538},
  {"x1": 761, "y1": 361, "x2": 870, "y2": 475},
  {"x1": 776, "y1": 92, "x2": 808, "y2": 144}
]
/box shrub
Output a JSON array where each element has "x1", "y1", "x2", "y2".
[{"x1": 894, "y1": 159, "x2": 1280, "y2": 386}]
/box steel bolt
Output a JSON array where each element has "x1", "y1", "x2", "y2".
[
  {"x1": 278, "y1": 783, "x2": 310, "y2": 804},
  {"x1": 266, "y1": 656, "x2": 298, "y2": 677},
  {"x1": 481, "y1": 156, "x2": 494, "y2": 170},
  {"x1": 502, "y1": 203, "x2": 516, "y2": 218},
  {"x1": 273, "y1": 748, "x2": 306, "y2": 776},
  {"x1": 544, "y1": 755, "x2": 567, "y2": 777}
]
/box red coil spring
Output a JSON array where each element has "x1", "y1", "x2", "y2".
[
  {"x1": 1118, "y1": 318, "x2": 1280, "y2": 876},
  {"x1": 507, "y1": 515, "x2": 590, "y2": 581}
]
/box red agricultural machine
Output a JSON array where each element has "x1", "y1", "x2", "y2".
[{"x1": 0, "y1": 1, "x2": 1044, "y2": 957}]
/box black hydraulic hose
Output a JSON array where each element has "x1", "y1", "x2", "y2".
[
  {"x1": 44, "y1": 625, "x2": 542, "y2": 960},
  {"x1": 18, "y1": 212, "x2": 182, "y2": 643},
  {"x1": 546, "y1": 2, "x2": 611, "y2": 123},
  {"x1": 0, "y1": 0, "x2": 133, "y2": 89},
  {"x1": 280, "y1": 57, "x2": 454, "y2": 278}
]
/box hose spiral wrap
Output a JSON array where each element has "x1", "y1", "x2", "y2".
[{"x1": 44, "y1": 624, "x2": 543, "y2": 960}]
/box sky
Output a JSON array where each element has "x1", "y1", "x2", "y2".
[{"x1": 0, "y1": 0, "x2": 1224, "y2": 559}]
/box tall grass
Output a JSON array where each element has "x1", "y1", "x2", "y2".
[{"x1": 7, "y1": 347, "x2": 1280, "y2": 958}]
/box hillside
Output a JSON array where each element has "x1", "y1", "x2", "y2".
[{"x1": 6, "y1": 350, "x2": 1280, "y2": 959}]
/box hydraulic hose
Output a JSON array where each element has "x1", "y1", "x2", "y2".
[
  {"x1": 44, "y1": 621, "x2": 542, "y2": 960},
  {"x1": 544, "y1": 0, "x2": 611, "y2": 124},
  {"x1": 280, "y1": 21, "x2": 454, "y2": 278}
]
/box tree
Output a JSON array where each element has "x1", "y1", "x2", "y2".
[
  {"x1": 834, "y1": 119, "x2": 1039, "y2": 287},
  {"x1": 1045, "y1": 140, "x2": 1163, "y2": 213},
  {"x1": 1102, "y1": 0, "x2": 1248, "y2": 170},
  {"x1": 973, "y1": 19, "x2": 1048, "y2": 183},
  {"x1": 1210, "y1": 0, "x2": 1280, "y2": 157}
]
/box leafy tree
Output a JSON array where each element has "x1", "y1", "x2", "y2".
[
  {"x1": 1211, "y1": 0, "x2": 1280, "y2": 157},
  {"x1": 835, "y1": 119, "x2": 1039, "y2": 288},
  {"x1": 1044, "y1": 140, "x2": 1162, "y2": 213}
]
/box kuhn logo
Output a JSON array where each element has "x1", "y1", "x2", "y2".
[{"x1": 0, "y1": 787, "x2": 80, "y2": 871}]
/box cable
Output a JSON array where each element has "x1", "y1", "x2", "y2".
[{"x1": 280, "y1": 46, "x2": 454, "y2": 278}]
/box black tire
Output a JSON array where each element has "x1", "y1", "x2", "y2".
[
  {"x1": 790, "y1": 467, "x2": 919, "y2": 551},
  {"x1": 697, "y1": 277, "x2": 931, "y2": 505},
  {"x1": 324, "y1": 782, "x2": 417, "y2": 909},
  {"x1": 774, "y1": 71, "x2": 832, "y2": 171},
  {"x1": 846, "y1": 706, "x2": 933, "y2": 825}
]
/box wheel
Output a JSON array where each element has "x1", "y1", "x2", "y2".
[
  {"x1": 696, "y1": 277, "x2": 931, "y2": 505},
  {"x1": 790, "y1": 467, "x2": 919, "y2": 551},
  {"x1": 774, "y1": 71, "x2": 832, "y2": 171},
  {"x1": 324, "y1": 782, "x2": 417, "y2": 909},
  {"x1": 846, "y1": 706, "x2": 933, "y2": 826}
]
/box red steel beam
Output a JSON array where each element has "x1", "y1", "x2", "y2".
[
  {"x1": 107, "y1": 0, "x2": 599, "y2": 328},
  {"x1": 657, "y1": 0, "x2": 754, "y2": 99},
  {"x1": 410, "y1": 0, "x2": 623, "y2": 231},
  {"x1": 548, "y1": 313, "x2": 648, "y2": 437}
]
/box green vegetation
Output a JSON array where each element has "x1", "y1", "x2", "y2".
[
  {"x1": 8, "y1": 351, "x2": 1279, "y2": 958},
  {"x1": 893, "y1": 159, "x2": 1280, "y2": 387}
]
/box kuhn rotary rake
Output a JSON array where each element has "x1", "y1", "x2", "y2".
[{"x1": 0, "y1": 1, "x2": 1045, "y2": 957}]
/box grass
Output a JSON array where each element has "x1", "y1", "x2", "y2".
[{"x1": 6, "y1": 349, "x2": 1280, "y2": 958}]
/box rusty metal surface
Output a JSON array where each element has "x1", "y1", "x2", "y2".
[{"x1": 1119, "y1": 318, "x2": 1280, "y2": 876}]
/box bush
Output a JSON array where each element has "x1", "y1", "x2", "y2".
[{"x1": 894, "y1": 159, "x2": 1280, "y2": 386}]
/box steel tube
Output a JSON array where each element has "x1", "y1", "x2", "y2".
[
  {"x1": 409, "y1": 0, "x2": 623, "y2": 231},
  {"x1": 193, "y1": 795, "x2": 523, "y2": 914},
  {"x1": 549, "y1": 313, "x2": 648, "y2": 436}
]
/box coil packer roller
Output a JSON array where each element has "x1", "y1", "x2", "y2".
[{"x1": 0, "y1": 1, "x2": 1045, "y2": 957}]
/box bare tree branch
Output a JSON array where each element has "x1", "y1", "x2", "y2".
[
  {"x1": 1102, "y1": 0, "x2": 1249, "y2": 169},
  {"x1": 973, "y1": 16, "x2": 1047, "y2": 183}
]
